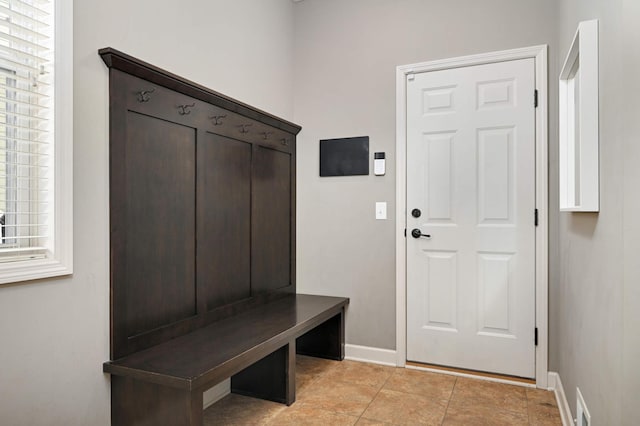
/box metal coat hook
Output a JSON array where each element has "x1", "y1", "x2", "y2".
[
  {"x1": 238, "y1": 124, "x2": 252, "y2": 134},
  {"x1": 209, "y1": 114, "x2": 227, "y2": 126},
  {"x1": 137, "y1": 88, "x2": 155, "y2": 103},
  {"x1": 177, "y1": 103, "x2": 196, "y2": 115},
  {"x1": 260, "y1": 131, "x2": 273, "y2": 140}
]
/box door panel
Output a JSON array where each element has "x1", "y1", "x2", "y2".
[
  {"x1": 477, "y1": 253, "x2": 513, "y2": 335},
  {"x1": 406, "y1": 58, "x2": 535, "y2": 378},
  {"x1": 421, "y1": 250, "x2": 458, "y2": 331},
  {"x1": 478, "y1": 127, "x2": 514, "y2": 222},
  {"x1": 425, "y1": 132, "x2": 455, "y2": 222}
]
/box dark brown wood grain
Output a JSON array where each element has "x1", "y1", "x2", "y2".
[
  {"x1": 111, "y1": 376, "x2": 203, "y2": 426},
  {"x1": 252, "y1": 146, "x2": 292, "y2": 293},
  {"x1": 104, "y1": 294, "x2": 348, "y2": 389},
  {"x1": 102, "y1": 48, "x2": 348, "y2": 426},
  {"x1": 197, "y1": 132, "x2": 252, "y2": 311},
  {"x1": 109, "y1": 69, "x2": 130, "y2": 360},
  {"x1": 124, "y1": 112, "x2": 197, "y2": 337},
  {"x1": 297, "y1": 311, "x2": 345, "y2": 360},
  {"x1": 231, "y1": 343, "x2": 295, "y2": 405},
  {"x1": 107, "y1": 295, "x2": 347, "y2": 425},
  {"x1": 107, "y1": 55, "x2": 301, "y2": 359},
  {"x1": 99, "y1": 47, "x2": 301, "y2": 135}
]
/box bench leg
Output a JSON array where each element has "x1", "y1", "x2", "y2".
[
  {"x1": 231, "y1": 342, "x2": 296, "y2": 405},
  {"x1": 296, "y1": 310, "x2": 345, "y2": 361},
  {"x1": 111, "y1": 376, "x2": 203, "y2": 426}
]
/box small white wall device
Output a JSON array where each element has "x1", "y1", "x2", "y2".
[{"x1": 374, "y1": 152, "x2": 385, "y2": 176}]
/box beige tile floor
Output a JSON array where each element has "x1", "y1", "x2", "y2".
[{"x1": 204, "y1": 356, "x2": 562, "y2": 425}]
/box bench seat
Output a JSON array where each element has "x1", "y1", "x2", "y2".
[{"x1": 104, "y1": 294, "x2": 348, "y2": 425}]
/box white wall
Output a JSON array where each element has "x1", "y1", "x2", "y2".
[
  {"x1": 0, "y1": 1, "x2": 294, "y2": 424},
  {"x1": 621, "y1": 3, "x2": 640, "y2": 424},
  {"x1": 293, "y1": 0, "x2": 557, "y2": 350},
  {"x1": 550, "y1": 0, "x2": 640, "y2": 423}
]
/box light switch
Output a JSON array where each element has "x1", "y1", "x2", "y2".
[{"x1": 375, "y1": 202, "x2": 387, "y2": 220}]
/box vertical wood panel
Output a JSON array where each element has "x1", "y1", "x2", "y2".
[
  {"x1": 197, "y1": 133, "x2": 252, "y2": 311},
  {"x1": 230, "y1": 343, "x2": 293, "y2": 405},
  {"x1": 109, "y1": 70, "x2": 129, "y2": 359},
  {"x1": 106, "y1": 54, "x2": 300, "y2": 359},
  {"x1": 124, "y1": 112, "x2": 196, "y2": 337},
  {"x1": 252, "y1": 147, "x2": 291, "y2": 293}
]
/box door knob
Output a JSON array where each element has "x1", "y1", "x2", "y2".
[
  {"x1": 411, "y1": 229, "x2": 431, "y2": 239},
  {"x1": 411, "y1": 208, "x2": 422, "y2": 218}
]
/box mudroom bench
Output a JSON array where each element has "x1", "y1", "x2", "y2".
[
  {"x1": 100, "y1": 48, "x2": 348, "y2": 426},
  {"x1": 104, "y1": 294, "x2": 348, "y2": 425}
]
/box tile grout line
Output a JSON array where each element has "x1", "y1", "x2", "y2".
[
  {"x1": 266, "y1": 359, "x2": 340, "y2": 425},
  {"x1": 440, "y1": 376, "x2": 458, "y2": 425},
  {"x1": 205, "y1": 360, "x2": 561, "y2": 425},
  {"x1": 355, "y1": 366, "x2": 397, "y2": 424},
  {"x1": 296, "y1": 358, "x2": 396, "y2": 425},
  {"x1": 442, "y1": 377, "x2": 536, "y2": 422}
]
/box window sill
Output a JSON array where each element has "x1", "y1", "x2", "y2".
[{"x1": 0, "y1": 258, "x2": 73, "y2": 285}]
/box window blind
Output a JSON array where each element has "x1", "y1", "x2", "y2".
[{"x1": 0, "y1": 0, "x2": 53, "y2": 261}]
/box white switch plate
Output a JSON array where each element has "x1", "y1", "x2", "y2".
[{"x1": 375, "y1": 202, "x2": 387, "y2": 220}]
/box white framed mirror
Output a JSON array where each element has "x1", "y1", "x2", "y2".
[{"x1": 559, "y1": 19, "x2": 599, "y2": 212}]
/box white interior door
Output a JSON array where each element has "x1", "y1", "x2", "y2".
[{"x1": 406, "y1": 58, "x2": 536, "y2": 378}]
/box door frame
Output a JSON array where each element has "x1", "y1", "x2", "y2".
[{"x1": 395, "y1": 45, "x2": 549, "y2": 388}]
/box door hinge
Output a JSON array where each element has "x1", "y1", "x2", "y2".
[
  {"x1": 534, "y1": 89, "x2": 538, "y2": 108},
  {"x1": 535, "y1": 327, "x2": 538, "y2": 346},
  {"x1": 534, "y1": 208, "x2": 539, "y2": 227}
]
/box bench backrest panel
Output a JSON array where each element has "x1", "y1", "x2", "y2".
[{"x1": 101, "y1": 48, "x2": 300, "y2": 359}]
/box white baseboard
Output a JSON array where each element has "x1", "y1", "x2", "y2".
[
  {"x1": 203, "y1": 379, "x2": 230, "y2": 410},
  {"x1": 344, "y1": 344, "x2": 398, "y2": 366},
  {"x1": 547, "y1": 370, "x2": 557, "y2": 390},
  {"x1": 549, "y1": 371, "x2": 573, "y2": 426}
]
